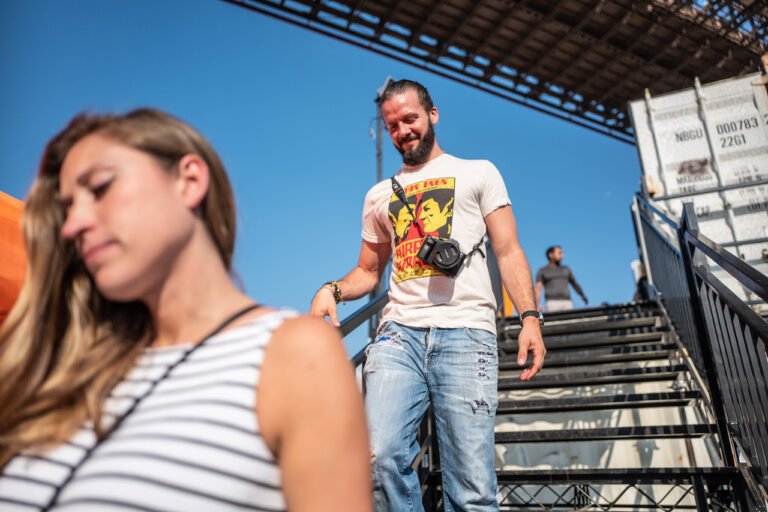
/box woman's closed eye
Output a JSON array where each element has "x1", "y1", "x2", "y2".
[{"x1": 90, "y1": 178, "x2": 113, "y2": 199}]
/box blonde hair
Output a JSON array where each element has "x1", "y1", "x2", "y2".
[{"x1": 0, "y1": 108, "x2": 236, "y2": 466}]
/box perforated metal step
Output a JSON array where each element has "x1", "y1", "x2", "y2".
[
  {"x1": 498, "y1": 364, "x2": 687, "y2": 390},
  {"x1": 496, "y1": 391, "x2": 702, "y2": 415},
  {"x1": 495, "y1": 424, "x2": 717, "y2": 443},
  {"x1": 502, "y1": 342, "x2": 676, "y2": 370}
]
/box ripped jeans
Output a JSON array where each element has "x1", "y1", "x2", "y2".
[{"x1": 364, "y1": 321, "x2": 499, "y2": 512}]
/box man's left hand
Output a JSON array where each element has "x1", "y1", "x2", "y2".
[{"x1": 517, "y1": 320, "x2": 546, "y2": 380}]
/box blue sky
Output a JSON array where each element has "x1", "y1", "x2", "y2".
[{"x1": 0, "y1": 1, "x2": 643, "y2": 355}]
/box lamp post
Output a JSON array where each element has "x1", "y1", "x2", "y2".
[{"x1": 368, "y1": 77, "x2": 393, "y2": 342}]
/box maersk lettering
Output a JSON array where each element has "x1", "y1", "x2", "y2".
[{"x1": 676, "y1": 174, "x2": 710, "y2": 184}]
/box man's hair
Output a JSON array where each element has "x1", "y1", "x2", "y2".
[
  {"x1": 380, "y1": 79, "x2": 434, "y2": 112},
  {"x1": 546, "y1": 246, "x2": 561, "y2": 259}
]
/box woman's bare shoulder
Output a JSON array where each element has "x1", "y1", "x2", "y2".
[{"x1": 266, "y1": 315, "x2": 346, "y2": 365}]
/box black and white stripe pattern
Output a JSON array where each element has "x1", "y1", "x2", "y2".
[{"x1": 0, "y1": 310, "x2": 297, "y2": 511}]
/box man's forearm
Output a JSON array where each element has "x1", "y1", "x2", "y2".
[
  {"x1": 497, "y1": 245, "x2": 537, "y2": 314},
  {"x1": 333, "y1": 266, "x2": 382, "y2": 302},
  {"x1": 572, "y1": 281, "x2": 586, "y2": 297}
]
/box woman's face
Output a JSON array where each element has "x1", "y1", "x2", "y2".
[{"x1": 59, "y1": 133, "x2": 196, "y2": 302}]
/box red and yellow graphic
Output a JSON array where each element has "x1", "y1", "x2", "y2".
[{"x1": 388, "y1": 177, "x2": 456, "y2": 282}]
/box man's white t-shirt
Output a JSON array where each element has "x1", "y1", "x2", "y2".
[{"x1": 361, "y1": 153, "x2": 511, "y2": 334}]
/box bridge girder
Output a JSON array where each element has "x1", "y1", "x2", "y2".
[{"x1": 222, "y1": 0, "x2": 768, "y2": 144}]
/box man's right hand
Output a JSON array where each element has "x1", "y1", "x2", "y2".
[{"x1": 310, "y1": 286, "x2": 340, "y2": 327}]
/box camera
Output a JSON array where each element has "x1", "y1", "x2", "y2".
[{"x1": 417, "y1": 235, "x2": 466, "y2": 277}]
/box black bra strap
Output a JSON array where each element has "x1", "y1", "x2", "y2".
[{"x1": 198, "y1": 303, "x2": 262, "y2": 341}]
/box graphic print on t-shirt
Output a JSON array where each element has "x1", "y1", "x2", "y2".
[{"x1": 388, "y1": 177, "x2": 456, "y2": 282}]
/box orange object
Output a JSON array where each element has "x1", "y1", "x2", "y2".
[
  {"x1": 0, "y1": 191, "x2": 26, "y2": 326},
  {"x1": 500, "y1": 286, "x2": 515, "y2": 318}
]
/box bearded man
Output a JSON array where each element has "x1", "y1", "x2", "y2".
[{"x1": 311, "y1": 79, "x2": 545, "y2": 511}]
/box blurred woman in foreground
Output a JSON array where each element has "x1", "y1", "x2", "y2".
[{"x1": 0, "y1": 108, "x2": 372, "y2": 511}]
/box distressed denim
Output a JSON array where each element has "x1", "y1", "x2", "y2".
[{"x1": 363, "y1": 321, "x2": 499, "y2": 512}]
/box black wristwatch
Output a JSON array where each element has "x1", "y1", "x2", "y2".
[{"x1": 520, "y1": 310, "x2": 544, "y2": 326}]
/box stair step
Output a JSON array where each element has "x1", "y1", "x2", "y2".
[
  {"x1": 503, "y1": 301, "x2": 659, "y2": 324},
  {"x1": 499, "y1": 332, "x2": 664, "y2": 353},
  {"x1": 495, "y1": 424, "x2": 717, "y2": 443},
  {"x1": 500, "y1": 343, "x2": 676, "y2": 370},
  {"x1": 497, "y1": 391, "x2": 701, "y2": 414},
  {"x1": 498, "y1": 364, "x2": 688, "y2": 390},
  {"x1": 494, "y1": 466, "x2": 739, "y2": 484},
  {"x1": 502, "y1": 316, "x2": 660, "y2": 339}
]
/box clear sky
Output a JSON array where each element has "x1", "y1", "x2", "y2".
[{"x1": 0, "y1": 0, "x2": 644, "y2": 355}]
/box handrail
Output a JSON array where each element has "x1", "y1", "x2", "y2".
[
  {"x1": 693, "y1": 262, "x2": 768, "y2": 342},
  {"x1": 338, "y1": 289, "x2": 389, "y2": 366},
  {"x1": 684, "y1": 230, "x2": 768, "y2": 302},
  {"x1": 636, "y1": 193, "x2": 768, "y2": 301},
  {"x1": 635, "y1": 194, "x2": 680, "y2": 228},
  {"x1": 337, "y1": 287, "x2": 435, "y2": 489},
  {"x1": 633, "y1": 193, "x2": 768, "y2": 498},
  {"x1": 339, "y1": 290, "x2": 389, "y2": 338}
]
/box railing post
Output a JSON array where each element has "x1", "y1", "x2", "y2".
[
  {"x1": 631, "y1": 196, "x2": 654, "y2": 288},
  {"x1": 678, "y1": 202, "x2": 737, "y2": 466}
]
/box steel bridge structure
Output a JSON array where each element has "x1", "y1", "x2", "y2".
[{"x1": 221, "y1": 0, "x2": 767, "y2": 144}]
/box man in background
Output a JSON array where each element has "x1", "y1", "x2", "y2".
[{"x1": 535, "y1": 245, "x2": 587, "y2": 312}]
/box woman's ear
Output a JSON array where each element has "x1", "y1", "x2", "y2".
[{"x1": 176, "y1": 154, "x2": 210, "y2": 209}]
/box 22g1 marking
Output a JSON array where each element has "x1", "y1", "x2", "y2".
[{"x1": 721, "y1": 134, "x2": 747, "y2": 148}]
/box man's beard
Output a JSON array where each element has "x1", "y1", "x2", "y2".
[{"x1": 396, "y1": 120, "x2": 435, "y2": 166}]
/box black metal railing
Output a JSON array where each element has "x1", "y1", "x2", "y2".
[
  {"x1": 632, "y1": 194, "x2": 768, "y2": 505},
  {"x1": 338, "y1": 286, "x2": 440, "y2": 508},
  {"x1": 340, "y1": 290, "x2": 389, "y2": 365}
]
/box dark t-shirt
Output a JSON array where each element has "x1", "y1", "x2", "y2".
[{"x1": 536, "y1": 265, "x2": 574, "y2": 300}]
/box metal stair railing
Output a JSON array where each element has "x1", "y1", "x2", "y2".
[
  {"x1": 338, "y1": 287, "x2": 441, "y2": 507},
  {"x1": 340, "y1": 289, "x2": 389, "y2": 365},
  {"x1": 633, "y1": 194, "x2": 768, "y2": 509}
]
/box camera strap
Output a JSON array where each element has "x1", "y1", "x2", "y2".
[
  {"x1": 468, "y1": 238, "x2": 486, "y2": 260},
  {"x1": 390, "y1": 177, "x2": 486, "y2": 260},
  {"x1": 391, "y1": 177, "x2": 427, "y2": 238}
]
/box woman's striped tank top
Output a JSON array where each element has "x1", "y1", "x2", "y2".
[{"x1": 0, "y1": 309, "x2": 297, "y2": 511}]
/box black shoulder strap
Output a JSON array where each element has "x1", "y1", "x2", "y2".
[
  {"x1": 391, "y1": 177, "x2": 426, "y2": 238},
  {"x1": 467, "y1": 237, "x2": 486, "y2": 260}
]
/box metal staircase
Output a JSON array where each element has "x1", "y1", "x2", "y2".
[
  {"x1": 341, "y1": 196, "x2": 768, "y2": 511},
  {"x1": 490, "y1": 302, "x2": 732, "y2": 511}
]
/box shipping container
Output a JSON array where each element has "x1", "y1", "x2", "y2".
[{"x1": 629, "y1": 72, "x2": 768, "y2": 306}]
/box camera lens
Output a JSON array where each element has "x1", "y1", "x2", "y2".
[{"x1": 434, "y1": 242, "x2": 461, "y2": 267}]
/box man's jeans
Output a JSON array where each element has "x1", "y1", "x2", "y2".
[{"x1": 363, "y1": 321, "x2": 499, "y2": 512}]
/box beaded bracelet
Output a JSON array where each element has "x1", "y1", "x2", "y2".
[{"x1": 323, "y1": 280, "x2": 344, "y2": 304}]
